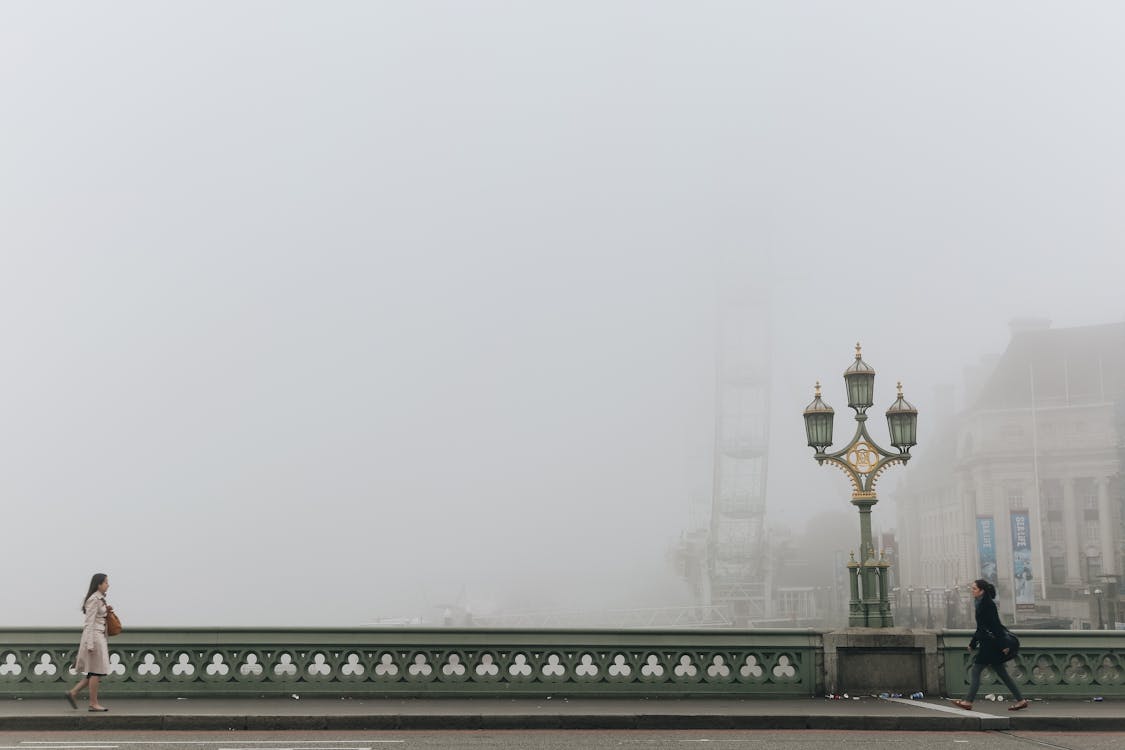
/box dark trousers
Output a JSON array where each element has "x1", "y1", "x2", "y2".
[{"x1": 966, "y1": 660, "x2": 1024, "y2": 702}]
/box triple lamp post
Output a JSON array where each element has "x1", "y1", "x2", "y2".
[{"x1": 803, "y1": 344, "x2": 918, "y2": 628}]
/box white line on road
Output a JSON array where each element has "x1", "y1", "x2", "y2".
[{"x1": 882, "y1": 697, "x2": 996, "y2": 719}]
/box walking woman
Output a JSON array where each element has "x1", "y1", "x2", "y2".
[
  {"x1": 951, "y1": 578, "x2": 1029, "y2": 711},
  {"x1": 65, "y1": 573, "x2": 113, "y2": 712}
]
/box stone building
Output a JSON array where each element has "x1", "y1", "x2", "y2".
[{"x1": 896, "y1": 319, "x2": 1124, "y2": 628}]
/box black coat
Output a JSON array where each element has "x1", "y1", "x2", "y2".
[{"x1": 970, "y1": 595, "x2": 1018, "y2": 665}]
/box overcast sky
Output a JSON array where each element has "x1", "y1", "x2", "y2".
[{"x1": 2, "y1": 1, "x2": 1123, "y2": 627}]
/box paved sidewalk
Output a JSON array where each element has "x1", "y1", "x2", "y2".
[{"x1": 0, "y1": 696, "x2": 1120, "y2": 732}]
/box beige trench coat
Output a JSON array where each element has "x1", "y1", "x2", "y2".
[{"x1": 74, "y1": 592, "x2": 110, "y2": 675}]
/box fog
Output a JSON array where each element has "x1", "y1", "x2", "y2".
[{"x1": 2, "y1": 1, "x2": 1123, "y2": 627}]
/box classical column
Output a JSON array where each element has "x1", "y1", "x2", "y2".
[
  {"x1": 1063, "y1": 478, "x2": 1082, "y2": 586},
  {"x1": 960, "y1": 478, "x2": 977, "y2": 584},
  {"x1": 1097, "y1": 477, "x2": 1117, "y2": 577}
]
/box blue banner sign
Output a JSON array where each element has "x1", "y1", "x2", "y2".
[
  {"x1": 976, "y1": 516, "x2": 998, "y2": 585},
  {"x1": 1011, "y1": 510, "x2": 1035, "y2": 610}
]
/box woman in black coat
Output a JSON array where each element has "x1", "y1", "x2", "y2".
[{"x1": 951, "y1": 578, "x2": 1028, "y2": 711}]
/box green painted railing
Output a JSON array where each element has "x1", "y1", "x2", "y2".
[
  {"x1": 3, "y1": 627, "x2": 1121, "y2": 699},
  {"x1": 941, "y1": 629, "x2": 1125, "y2": 698},
  {"x1": 0, "y1": 628, "x2": 820, "y2": 698}
]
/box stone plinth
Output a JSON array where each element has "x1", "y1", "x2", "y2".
[{"x1": 822, "y1": 628, "x2": 940, "y2": 696}]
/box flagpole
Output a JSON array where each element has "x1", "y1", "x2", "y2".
[{"x1": 1028, "y1": 362, "x2": 1048, "y2": 602}]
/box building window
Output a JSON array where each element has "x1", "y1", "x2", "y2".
[
  {"x1": 1042, "y1": 481, "x2": 1062, "y2": 512},
  {"x1": 1049, "y1": 557, "x2": 1067, "y2": 585},
  {"x1": 1082, "y1": 482, "x2": 1099, "y2": 510},
  {"x1": 1086, "y1": 556, "x2": 1102, "y2": 582},
  {"x1": 1007, "y1": 487, "x2": 1024, "y2": 509},
  {"x1": 1047, "y1": 522, "x2": 1065, "y2": 544},
  {"x1": 976, "y1": 494, "x2": 991, "y2": 515}
]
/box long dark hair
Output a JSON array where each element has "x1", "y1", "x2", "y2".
[
  {"x1": 974, "y1": 578, "x2": 997, "y2": 600},
  {"x1": 82, "y1": 573, "x2": 108, "y2": 613}
]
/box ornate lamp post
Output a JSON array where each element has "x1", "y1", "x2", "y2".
[{"x1": 803, "y1": 343, "x2": 918, "y2": 628}]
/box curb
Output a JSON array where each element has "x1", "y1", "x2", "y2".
[{"x1": 6, "y1": 713, "x2": 1120, "y2": 732}]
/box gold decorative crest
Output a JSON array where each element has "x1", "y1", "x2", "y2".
[{"x1": 846, "y1": 442, "x2": 878, "y2": 474}]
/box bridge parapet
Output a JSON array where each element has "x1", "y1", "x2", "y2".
[
  {"x1": 942, "y1": 628, "x2": 1125, "y2": 698},
  {"x1": 1, "y1": 628, "x2": 1121, "y2": 698},
  {"x1": 0, "y1": 627, "x2": 819, "y2": 698}
]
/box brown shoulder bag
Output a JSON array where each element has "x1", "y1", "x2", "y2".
[{"x1": 106, "y1": 609, "x2": 122, "y2": 637}]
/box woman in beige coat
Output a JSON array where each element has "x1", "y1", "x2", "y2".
[{"x1": 65, "y1": 573, "x2": 113, "y2": 711}]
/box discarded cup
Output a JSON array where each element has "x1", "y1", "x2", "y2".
[{"x1": 910, "y1": 692, "x2": 924, "y2": 700}]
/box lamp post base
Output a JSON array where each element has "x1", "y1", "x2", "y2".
[
  {"x1": 848, "y1": 601, "x2": 895, "y2": 628},
  {"x1": 847, "y1": 560, "x2": 895, "y2": 628}
]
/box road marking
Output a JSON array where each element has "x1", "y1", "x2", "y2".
[
  {"x1": 7, "y1": 747, "x2": 399, "y2": 749},
  {"x1": 882, "y1": 697, "x2": 996, "y2": 719},
  {"x1": 21, "y1": 744, "x2": 403, "y2": 747},
  {"x1": 14, "y1": 744, "x2": 403, "y2": 747}
]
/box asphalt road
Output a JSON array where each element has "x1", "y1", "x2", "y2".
[{"x1": 0, "y1": 731, "x2": 1123, "y2": 750}]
